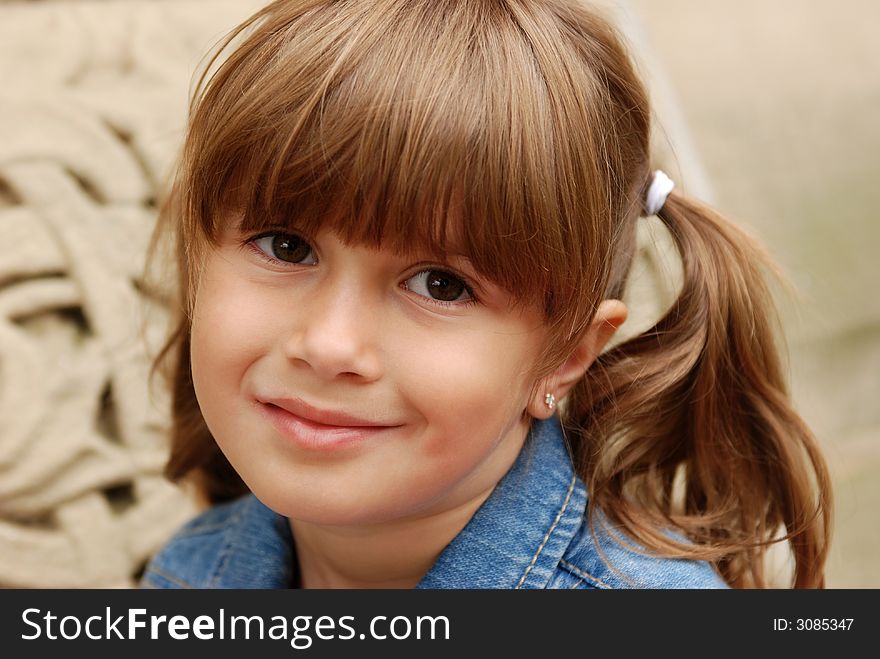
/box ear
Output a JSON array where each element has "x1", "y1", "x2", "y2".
[{"x1": 526, "y1": 299, "x2": 628, "y2": 419}]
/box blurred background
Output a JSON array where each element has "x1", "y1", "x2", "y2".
[
  {"x1": 0, "y1": 0, "x2": 876, "y2": 587},
  {"x1": 623, "y1": 0, "x2": 880, "y2": 587}
]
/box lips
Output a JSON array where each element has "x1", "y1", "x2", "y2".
[
  {"x1": 257, "y1": 396, "x2": 396, "y2": 428},
  {"x1": 255, "y1": 396, "x2": 402, "y2": 451}
]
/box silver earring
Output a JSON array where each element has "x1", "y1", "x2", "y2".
[{"x1": 544, "y1": 393, "x2": 556, "y2": 411}]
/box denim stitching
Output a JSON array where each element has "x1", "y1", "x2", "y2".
[
  {"x1": 144, "y1": 565, "x2": 194, "y2": 589},
  {"x1": 174, "y1": 521, "x2": 233, "y2": 537},
  {"x1": 208, "y1": 504, "x2": 246, "y2": 587},
  {"x1": 515, "y1": 473, "x2": 576, "y2": 589},
  {"x1": 559, "y1": 559, "x2": 613, "y2": 589},
  {"x1": 569, "y1": 577, "x2": 585, "y2": 589}
]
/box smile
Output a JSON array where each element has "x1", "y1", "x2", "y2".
[{"x1": 255, "y1": 397, "x2": 402, "y2": 451}]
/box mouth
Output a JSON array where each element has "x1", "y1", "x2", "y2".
[
  {"x1": 257, "y1": 396, "x2": 398, "y2": 426},
  {"x1": 255, "y1": 397, "x2": 402, "y2": 451}
]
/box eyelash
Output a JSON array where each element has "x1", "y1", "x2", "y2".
[
  {"x1": 243, "y1": 231, "x2": 480, "y2": 309},
  {"x1": 244, "y1": 232, "x2": 314, "y2": 268}
]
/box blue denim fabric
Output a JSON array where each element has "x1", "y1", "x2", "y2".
[{"x1": 141, "y1": 416, "x2": 728, "y2": 589}]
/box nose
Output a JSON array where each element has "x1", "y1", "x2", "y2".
[{"x1": 283, "y1": 273, "x2": 383, "y2": 382}]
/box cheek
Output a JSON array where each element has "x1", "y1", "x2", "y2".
[
  {"x1": 392, "y1": 325, "x2": 537, "y2": 451},
  {"x1": 189, "y1": 262, "x2": 277, "y2": 416},
  {"x1": 365, "y1": 326, "x2": 538, "y2": 518}
]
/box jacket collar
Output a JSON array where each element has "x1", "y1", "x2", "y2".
[
  {"x1": 416, "y1": 415, "x2": 587, "y2": 589},
  {"x1": 206, "y1": 494, "x2": 296, "y2": 588},
  {"x1": 205, "y1": 415, "x2": 586, "y2": 588}
]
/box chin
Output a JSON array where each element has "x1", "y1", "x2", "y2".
[{"x1": 249, "y1": 482, "x2": 404, "y2": 527}]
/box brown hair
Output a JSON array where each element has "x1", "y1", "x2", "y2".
[{"x1": 149, "y1": 0, "x2": 831, "y2": 587}]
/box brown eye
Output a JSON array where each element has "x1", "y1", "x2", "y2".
[
  {"x1": 405, "y1": 269, "x2": 472, "y2": 303},
  {"x1": 253, "y1": 233, "x2": 316, "y2": 264}
]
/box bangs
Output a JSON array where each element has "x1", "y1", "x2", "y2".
[{"x1": 180, "y1": 0, "x2": 633, "y2": 325}]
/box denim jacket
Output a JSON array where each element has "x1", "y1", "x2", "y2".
[{"x1": 141, "y1": 416, "x2": 728, "y2": 589}]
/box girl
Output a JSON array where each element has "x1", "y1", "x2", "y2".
[{"x1": 141, "y1": 0, "x2": 831, "y2": 589}]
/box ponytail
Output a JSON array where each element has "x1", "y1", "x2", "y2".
[{"x1": 564, "y1": 192, "x2": 832, "y2": 588}]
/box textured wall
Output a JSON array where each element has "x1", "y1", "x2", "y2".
[{"x1": 0, "y1": 0, "x2": 264, "y2": 588}]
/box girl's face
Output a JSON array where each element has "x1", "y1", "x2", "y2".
[{"x1": 190, "y1": 222, "x2": 549, "y2": 526}]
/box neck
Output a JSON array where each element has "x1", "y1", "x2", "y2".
[{"x1": 289, "y1": 488, "x2": 494, "y2": 589}]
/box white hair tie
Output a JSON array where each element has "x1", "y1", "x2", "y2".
[{"x1": 644, "y1": 169, "x2": 675, "y2": 216}]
